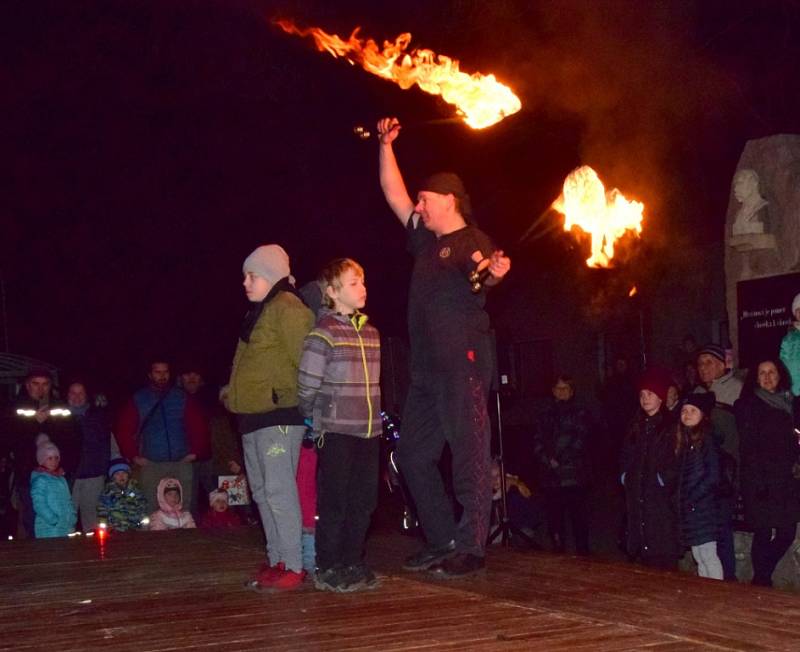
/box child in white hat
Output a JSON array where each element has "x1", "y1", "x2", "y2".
[{"x1": 30, "y1": 442, "x2": 77, "y2": 538}]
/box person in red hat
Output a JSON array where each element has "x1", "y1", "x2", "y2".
[{"x1": 620, "y1": 368, "x2": 681, "y2": 570}]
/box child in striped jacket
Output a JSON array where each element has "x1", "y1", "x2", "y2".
[{"x1": 298, "y1": 258, "x2": 382, "y2": 593}]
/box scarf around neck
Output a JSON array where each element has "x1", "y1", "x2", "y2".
[
  {"x1": 70, "y1": 403, "x2": 89, "y2": 417},
  {"x1": 35, "y1": 465, "x2": 65, "y2": 477},
  {"x1": 239, "y1": 277, "x2": 297, "y2": 343},
  {"x1": 755, "y1": 386, "x2": 794, "y2": 415}
]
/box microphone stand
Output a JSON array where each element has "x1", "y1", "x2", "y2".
[{"x1": 487, "y1": 389, "x2": 537, "y2": 548}]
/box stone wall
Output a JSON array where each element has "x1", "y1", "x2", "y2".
[{"x1": 734, "y1": 527, "x2": 800, "y2": 591}]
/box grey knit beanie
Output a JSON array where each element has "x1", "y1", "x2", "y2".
[{"x1": 242, "y1": 245, "x2": 293, "y2": 285}]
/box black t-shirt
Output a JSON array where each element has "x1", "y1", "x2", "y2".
[{"x1": 406, "y1": 216, "x2": 494, "y2": 373}]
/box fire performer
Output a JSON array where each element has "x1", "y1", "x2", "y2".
[{"x1": 376, "y1": 117, "x2": 511, "y2": 577}]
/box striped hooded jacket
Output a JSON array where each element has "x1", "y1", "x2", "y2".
[{"x1": 297, "y1": 309, "x2": 381, "y2": 439}]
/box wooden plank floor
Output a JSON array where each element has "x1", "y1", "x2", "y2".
[{"x1": 2, "y1": 527, "x2": 799, "y2": 651}]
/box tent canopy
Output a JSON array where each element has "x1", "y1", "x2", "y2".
[{"x1": 0, "y1": 353, "x2": 59, "y2": 385}]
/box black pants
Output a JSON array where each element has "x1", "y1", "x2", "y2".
[
  {"x1": 316, "y1": 433, "x2": 379, "y2": 572},
  {"x1": 17, "y1": 484, "x2": 34, "y2": 538},
  {"x1": 398, "y1": 361, "x2": 492, "y2": 557},
  {"x1": 544, "y1": 486, "x2": 590, "y2": 554},
  {"x1": 751, "y1": 525, "x2": 796, "y2": 586}
]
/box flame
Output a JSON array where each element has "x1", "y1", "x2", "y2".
[
  {"x1": 628, "y1": 286, "x2": 638, "y2": 297},
  {"x1": 552, "y1": 166, "x2": 644, "y2": 268},
  {"x1": 275, "y1": 20, "x2": 521, "y2": 129}
]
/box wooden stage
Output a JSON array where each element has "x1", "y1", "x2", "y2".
[{"x1": 3, "y1": 527, "x2": 800, "y2": 651}]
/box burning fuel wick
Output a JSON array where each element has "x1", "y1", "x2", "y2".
[{"x1": 276, "y1": 20, "x2": 521, "y2": 129}]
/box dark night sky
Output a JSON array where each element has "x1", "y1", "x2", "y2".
[{"x1": 4, "y1": 0, "x2": 800, "y2": 395}]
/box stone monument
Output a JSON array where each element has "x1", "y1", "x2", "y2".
[{"x1": 725, "y1": 135, "x2": 800, "y2": 361}]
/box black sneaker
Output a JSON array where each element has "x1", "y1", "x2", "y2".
[
  {"x1": 429, "y1": 552, "x2": 485, "y2": 578},
  {"x1": 340, "y1": 564, "x2": 381, "y2": 592},
  {"x1": 402, "y1": 540, "x2": 456, "y2": 571},
  {"x1": 314, "y1": 567, "x2": 345, "y2": 592}
]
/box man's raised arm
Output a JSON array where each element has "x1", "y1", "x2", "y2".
[{"x1": 377, "y1": 117, "x2": 415, "y2": 226}]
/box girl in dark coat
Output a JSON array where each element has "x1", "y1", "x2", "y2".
[
  {"x1": 621, "y1": 368, "x2": 680, "y2": 570},
  {"x1": 676, "y1": 392, "x2": 723, "y2": 579},
  {"x1": 735, "y1": 358, "x2": 800, "y2": 587}
]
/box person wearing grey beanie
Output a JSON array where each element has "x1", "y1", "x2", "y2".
[
  {"x1": 242, "y1": 244, "x2": 296, "y2": 288},
  {"x1": 36, "y1": 442, "x2": 61, "y2": 467},
  {"x1": 227, "y1": 243, "x2": 314, "y2": 591}
]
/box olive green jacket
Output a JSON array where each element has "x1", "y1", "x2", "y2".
[{"x1": 226, "y1": 292, "x2": 314, "y2": 414}]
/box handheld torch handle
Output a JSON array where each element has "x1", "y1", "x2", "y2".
[
  {"x1": 468, "y1": 261, "x2": 492, "y2": 293},
  {"x1": 353, "y1": 117, "x2": 463, "y2": 141}
]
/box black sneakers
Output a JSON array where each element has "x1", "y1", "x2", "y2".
[
  {"x1": 428, "y1": 552, "x2": 485, "y2": 578},
  {"x1": 402, "y1": 540, "x2": 456, "y2": 571},
  {"x1": 315, "y1": 564, "x2": 381, "y2": 592},
  {"x1": 314, "y1": 567, "x2": 345, "y2": 592},
  {"x1": 340, "y1": 563, "x2": 381, "y2": 591}
]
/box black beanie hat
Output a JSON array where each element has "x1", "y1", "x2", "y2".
[
  {"x1": 682, "y1": 392, "x2": 716, "y2": 415},
  {"x1": 420, "y1": 172, "x2": 473, "y2": 222}
]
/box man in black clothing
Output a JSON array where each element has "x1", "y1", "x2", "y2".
[
  {"x1": 377, "y1": 117, "x2": 511, "y2": 577},
  {"x1": 2, "y1": 368, "x2": 79, "y2": 537}
]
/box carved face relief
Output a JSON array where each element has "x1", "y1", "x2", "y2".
[
  {"x1": 730, "y1": 167, "x2": 769, "y2": 237},
  {"x1": 733, "y1": 169, "x2": 760, "y2": 203}
]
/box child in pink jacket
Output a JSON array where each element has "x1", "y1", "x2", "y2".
[{"x1": 148, "y1": 477, "x2": 196, "y2": 530}]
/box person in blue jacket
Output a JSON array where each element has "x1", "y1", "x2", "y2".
[{"x1": 30, "y1": 442, "x2": 77, "y2": 538}]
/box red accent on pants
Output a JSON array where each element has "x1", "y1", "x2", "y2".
[{"x1": 296, "y1": 446, "x2": 318, "y2": 530}]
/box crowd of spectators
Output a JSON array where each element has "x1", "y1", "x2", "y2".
[
  {"x1": 0, "y1": 361, "x2": 244, "y2": 540},
  {"x1": 2, "y1": 296, "x2": 799, "y2": 590},
  {"x1": 502, "y1": 297, "x2": 800, "y2": 588}
]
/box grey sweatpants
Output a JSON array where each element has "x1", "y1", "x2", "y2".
[
  {"x1": 242, "y1": 425, "x2": 305, "y2": 573},
  {"x1": 71, "y1": 476, "x2": 106, "y2": 531}
]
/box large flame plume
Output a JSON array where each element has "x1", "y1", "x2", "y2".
[
  {"x1": 275, "y1": 20, "x2": 521, "y2": 129},
  {"x1": 552, "y1": 166, "x2": 644, "y2": 268}
]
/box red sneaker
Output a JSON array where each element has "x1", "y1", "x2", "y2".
[
  {"x1": 269, "y1": 568, "x2": 306, "y2": 591},
  {"x1": 255, "y1": 562, "x2": 285, "y2": 586}
]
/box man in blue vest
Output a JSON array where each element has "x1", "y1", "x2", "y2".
[{"x1": 116, "y1": 359, "x2": 210, "y2": 514}]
